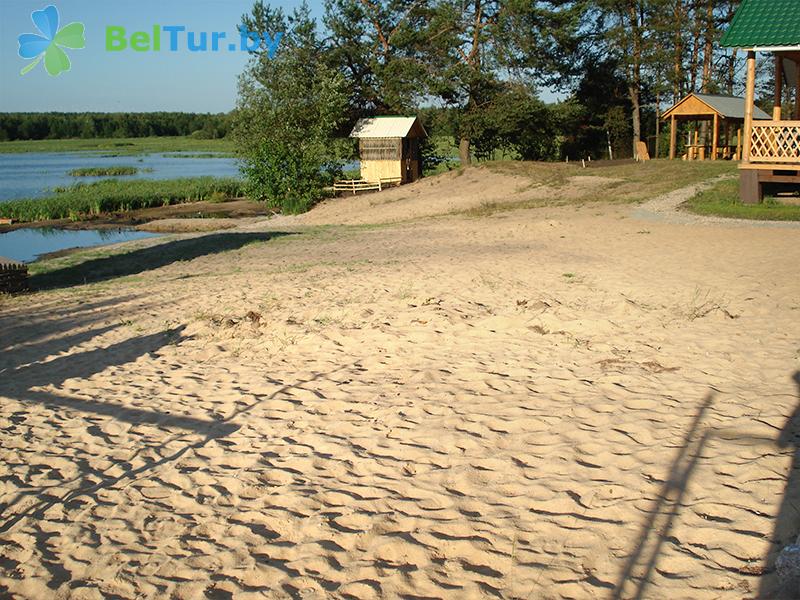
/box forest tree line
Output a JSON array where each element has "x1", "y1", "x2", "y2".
[
  {"x1": 0, "y1": 112, "x2": 232, "y2": 142},
  {"x1": 234, "y1": 0, "x2": 771, "y2": 211}
]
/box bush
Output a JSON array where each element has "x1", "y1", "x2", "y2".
[{"x1": 233, "y1": 5, "x2": 348, "y2": 214}]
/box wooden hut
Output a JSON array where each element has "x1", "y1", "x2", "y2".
[
  {"x1": 721, "y1": 0, "x2": 800, "y2": 203},
  {"x1": 662, "y1": 93, "x2": 770, "y2": 161},
  {"x1": 349, "y1": 116, "x2": 427, "y2": 185}
]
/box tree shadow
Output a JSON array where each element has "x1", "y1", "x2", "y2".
[
  {"x1": 759, "y1": 371, "x2": 800, "y2": 599},
  {"x1": 612, "y1": 393, "x2": 714, "y2": 599},
  {"x1": 28, "y1": 231, "x2": 295, "y2": 290},
  {"x1": 0, "y1": 299, "x2": 353, "y2": 557},
  {"x1": 613, "y1": 375, "x2": 800, "y2": 599}
]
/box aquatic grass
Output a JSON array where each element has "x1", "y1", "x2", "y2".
[
  {"x1": 68, "y1": 166, "x2": 143, "y2": 176},
  {"x1": 167, "y1": 152, "x2": 235, "y2": 159},
  {"x1": 0, "y1": 177, "x2": 244, "y2": 222}
]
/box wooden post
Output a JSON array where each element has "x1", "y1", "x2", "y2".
[
  {"x1": 669, "y1": 115, "x2": 677, "y2": 159},
  {"x1": 774, "y1": 54, "x2": 783, "y2": 120},
  {"x1": 712, "y1": 113, "x2": 719, "y2": 160},
  {"x1": 740, "y1": 169, "x2": 761, "y2": 204},
  {"x1": 736, "y1": 128, "x2": 742, "y2": 160},
  {"x1": 743, "y1": 51, "x2": 756, "y2": 163},
  {"x1": 796, "y1": 59, "x2": 800, "y2": 120}
]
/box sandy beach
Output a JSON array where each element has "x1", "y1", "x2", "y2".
[{"x1": 1, "y1": 164, "x2": 799, "y2": 599}]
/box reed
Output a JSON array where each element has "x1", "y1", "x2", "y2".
[
  {"x1": 68, "y1": 166, "x2": 141, "y2": 176},
  {"x1": 0, "y1": 177, "x2": 244, "y2": 222}
]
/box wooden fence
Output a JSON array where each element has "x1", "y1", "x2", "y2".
[
  {"x1": 333, "y1": 177, "x2": 402, "y2": 195},
  {"x1": 750, "y1": 121, "x2": 800, "y2": 164},
  {"x1": 0, "y1": 257, "x2": 28, "y2": 293}
]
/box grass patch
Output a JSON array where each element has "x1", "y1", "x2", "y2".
[
  {"x1": 0, "y1": 177, "x2": 244, "y2": 223},
  {"x1": 68, "y1": 166, "x2": 143, "y2": 177},
  {"x1": 683, "y1": 178, "x2": 800, "y2": 221},
  {"x1": 0, "y1": 136, "x2": 234, "y2": 155},
  {"x1": 456, "y1": 159, "x2": 738, "y2": 218}
]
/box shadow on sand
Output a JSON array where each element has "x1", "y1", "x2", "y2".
[
  {"x1": 28, "y1": 231, "x2": 294, "y2": 290},
  {"x1": 759, "y1": 371, "x2": 800, "y2": 598},
  {"x1": 0, "y1": 303, "x2": 350, "y2": 574},
  {"x1": 612, "y1": 373, "x2": 800, "y2": 599}
]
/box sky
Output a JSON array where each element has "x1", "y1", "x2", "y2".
[
  {"x1": 0, "y1": 0, "x2": 562, "y2": 114},
  {"x1": 0, "y1": 0, "x2": 320, "y2": 113}
]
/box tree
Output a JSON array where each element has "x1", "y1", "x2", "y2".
[
  {"x1": 234, "y1": 3, "x2": 349, "y2": 213},
  {"x1": 323, "y1": 0, "x2": 427, "y2": 117},
  {"x1": 417, "y1": 0, "x2": 585, "y2": 165}
]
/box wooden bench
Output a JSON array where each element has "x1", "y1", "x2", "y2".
[{"x1": 333, "y1": 177, "x2": 402, "y2": 195}]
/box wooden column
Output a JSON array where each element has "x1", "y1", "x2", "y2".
[
  {"x1": 669, "y1": 115, "x2": 677, "y2": 159},
  {"x1": 736, "y1": 128, "x2": 742, "y2": 160},
  {"x1": 743, "y1": 51, "x2": 756, "y2": 163},
  {"x1": 712, "y1": 113, "x2": 719, "y2": 160},
  {"x1": 774, "y1": 54, "x2": 783, "y2": 120},
  {"x1": 796, "y1": 59, "x2": 800, "y2": 120}
]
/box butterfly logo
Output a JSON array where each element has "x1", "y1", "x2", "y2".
[{"x1": 18, "y1": 5, "x2": 85, "y2": 76}]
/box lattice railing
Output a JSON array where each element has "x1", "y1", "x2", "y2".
[{"x1": 750, "y1": 120, "x2": 800, "y2": 163}]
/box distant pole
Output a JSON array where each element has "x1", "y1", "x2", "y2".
[
  {"x1": 669, "y1": 115, "x2": 677, "y2": 159},
  {"x1": 712, "y1": 113, "x2": 719, "y2": 160},
  {"x1": 655, "y1": 92, "x2": 661, "y2": 158},
  {"x1": 606, "y1": 131, "x2": 613, "y2": 161}
]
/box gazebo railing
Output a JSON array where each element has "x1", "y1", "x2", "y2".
[{"x1": 749, "y1": 120, "x2": 800, "y2": 164}]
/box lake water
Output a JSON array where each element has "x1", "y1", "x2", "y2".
[
  {"x1": 0, "y1": 151, "x2": 236, "y2": 262},
  {"x1": 0, "y1": 228, "x2": 160, "y2": 263},
  {"x1": 0, "y1": 152, "x2": 241, "y2": 202}
]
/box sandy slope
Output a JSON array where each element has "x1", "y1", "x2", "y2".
[{"x1": 1, "y1": 167, "x2": 799, "y2": 599}]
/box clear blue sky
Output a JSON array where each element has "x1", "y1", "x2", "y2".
[
  {"x1": 0, "y1": 0, "x2": 322, "y2": 113},
  {"x1": 1, "y1": 0, "x2": 561, "y2": 113}
]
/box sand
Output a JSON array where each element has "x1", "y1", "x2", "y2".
[{"x1": 1, "y1": 166, "x2": 799, "y2": 599}]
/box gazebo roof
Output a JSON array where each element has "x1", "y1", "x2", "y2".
[
  {"x1": 720, "y1": 0, "x2": 800, "y2": 49},
  {"x1": 350, "y1": 116, "x2": 427, "y2": 139},
  {"x1": 662, "y1": 93, "x2": 771, "y2": 121}
]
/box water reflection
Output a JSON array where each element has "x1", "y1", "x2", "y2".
[
  {"x1": 0, "y1": 152, "x2": 241, "y2": 202},
  {"x1": 0, "y1": 228, "x2": 159, "y2": 263}
]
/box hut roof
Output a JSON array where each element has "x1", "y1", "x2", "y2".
[
  {"x1": 350, "y1": 116, "x2": 427, "y2": 139},
  {"x1": 720, "y1": 0, "x2": 800, "y2": 49},
  {"x1": 662, "y1": 93, "x2": 771, "y2": 121}
]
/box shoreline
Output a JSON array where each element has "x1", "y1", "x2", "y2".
[{"x1": 0, "y1": 198, "x2": 272, "y2": 235}]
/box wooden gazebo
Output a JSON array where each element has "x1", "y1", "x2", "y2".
[
  {"x1": 662, "y1": 93, "x2": 770, "y2": 161},
  {"x1": 721, "y1": 0, "x2": 800, "y2": 203}
]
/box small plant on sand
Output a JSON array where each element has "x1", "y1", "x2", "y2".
[{"x1": 681, "y1": 287, "x2": 738, "y2": 321}]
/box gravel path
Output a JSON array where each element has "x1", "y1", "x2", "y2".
[{"x1": 633, "y1": 175, "x2": 800, "y2": 228}]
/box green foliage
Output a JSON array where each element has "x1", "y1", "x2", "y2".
[
  {"x1": 0, "y1": 177, "x2": 243, "y2": 223},
  {"x1": 234, "y1": 3, "x2": 349, "y2": 214},
  {"x1": 464, "y1": 85, "x2": 575, "y2": 161},
  {"x1": 68, "y1": 166, "x2": 140, "y2": 177},
  {"x1": 0, "y1": 112, "x2": 232, "y2": 141},
  {"x1": 208, "y1": 190, "x2": 229, "y2": 203},
  {"x1": 322, "y1": 0, "x2": 427, "y2": 118}
]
